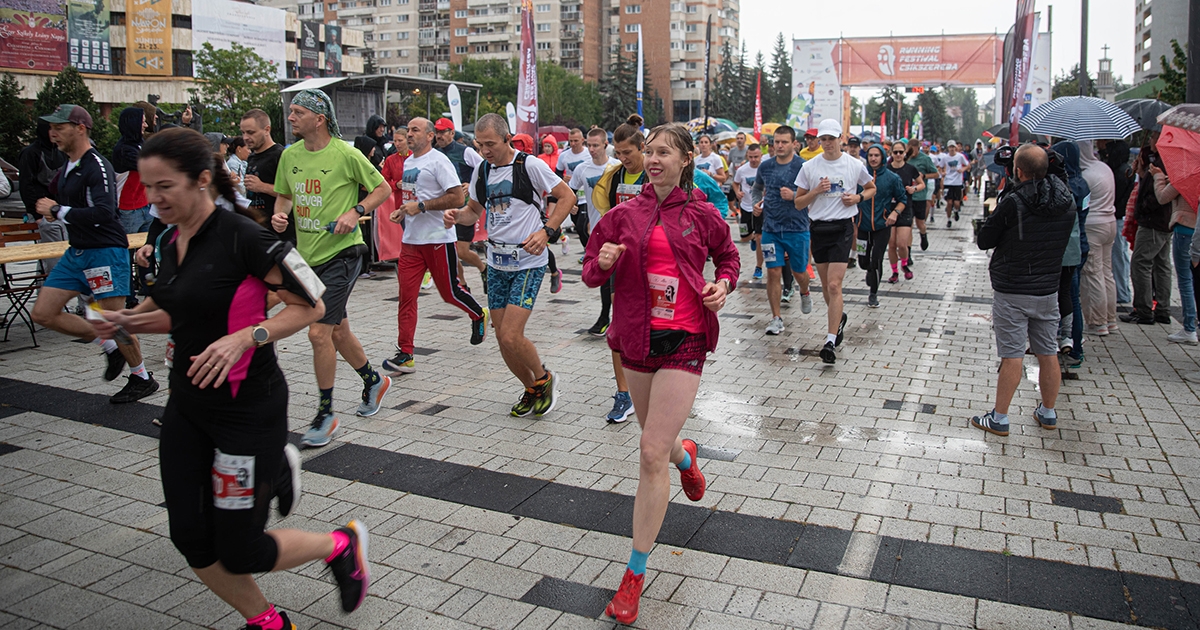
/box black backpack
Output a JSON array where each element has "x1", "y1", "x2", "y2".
[{"x1": 473, "y1": 152, "x2": 541, "y2": 211}]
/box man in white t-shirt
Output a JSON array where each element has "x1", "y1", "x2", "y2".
[
  {"x1": 940, "y1": 140, "x2": 969, "y2": 227},
  {"x1": 448, "y1": 113, "x2": 576, "y2": 418},
  {"x1": 569, "y1": 128, "x2": 619, "y2": 248},
  {"x1": 383, "y1": 117, "x2": 489, "y2": 375},
  {"x1": 794, "y1": 118, "x2": 876, "y2": 365},
  {"x1": 556, "y1": 127, "x2": 590, "y2": 241},
  {"x1": 732, "y1": 143, "x2": 764, "y2": 277},
  {"x1": 694, "y1": 134, "x2": 728, "y2": 184}
]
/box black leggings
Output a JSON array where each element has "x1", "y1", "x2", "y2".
[
  {"x1": 598, "y1": 276, "x2": 612, "y2": 323},
  {"x1": 858, "y1": 228, "x2": 891, "y2": 293},
  {"x1": 160, "y1": 375, "x2": 288, "y2": 574},
  {"x1": 573, "y1": 206, "x2": 590, "y2": 249}
]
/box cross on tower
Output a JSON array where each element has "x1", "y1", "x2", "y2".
[{"x1": 1101, "y1": 44, "x2": 1111, "y2": 59}]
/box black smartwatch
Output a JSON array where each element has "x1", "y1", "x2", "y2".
[
  {"x1": 354, "y1": 204, "x2": 366, "y2": 216},
  {"x1": 418, "y1": 201, "x2": 426, "y2": 212},
  {"x1": 543, "y1": 225, "x2": 560, "y2": 241}
]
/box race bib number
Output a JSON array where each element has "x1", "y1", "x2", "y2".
[
  {"x1": 84, "y1": 266, "x2": 115, "y2": 295},
  {"x1": 211, "y1": 449, "x2": 255, "y2": 510},
  {"x1": 489, "y1": 243, "x2": 522, "y2": 271},
  {"x1": 616, "y1": 183, "x2": 641, "y2": 205},
  {"x1": 400, "y1": 182, "x2": 418, "y2": 204},
  {"x1": 762, "y1": 242, "x2": 777, "y2": 263},
  {"x1": 855, "y1": 238, "x2": 868, "y2": 255},
  {"x1": 648, "y1": 272, "x2": 679, "y2": 320}
]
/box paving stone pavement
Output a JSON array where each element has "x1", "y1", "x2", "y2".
[{"x1": 2, "y1": 194, "x2": 1200, "y2": 629}]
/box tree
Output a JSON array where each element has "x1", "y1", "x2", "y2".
[
  {"x1": 0, "y1": 73, "x2": 30, "y2": 163},
  {"x1": 32, "y1": 66, "x2": 116, "y2": 156},
  {"x1": 915, "y1": 89, "x2": 953, "y2": 143},
  {"x1": 712, "y1": 39, "x2": 738, "y2": 121},
  {"x1": 866, "y1": 87, "x2": 915, "y2": 138},
  {"x1": 767, "y1": 34, "x2": 792, "y2": 124},
  {"x1": 944, "y1": 87, "x2": 983, "y2": 143},
  {"x1": 849, "y1": 96, "x2": 862, "y2": 125},
  {"x1": 1052, "y1": 64, "x2": 1096, "y2": 98},
  {"x1": 1158, "y1": 39, "x2": 1187, "y2": 104},
  {"x1": 599, "y1": 50, "x2": 637, "y2": 129},
  {"x1": 538, "y1": 58, "x2": 602, "y2": 129},
  {"x1": 191, "y1": 42, "x2": 282, "y2": 139},
  {"x1": 444, "y1": 58, "x2": 518, "y2": 113}
]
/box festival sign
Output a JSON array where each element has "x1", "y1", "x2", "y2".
[
  {"x1": 298, "y1": 20, "x2": 320, "y2": 75},
  {"x1": 193, "y1": 0, "x2": 286, "y2": 79},
  {"x1": 836, "y1": 34, "x2": 1003, "y2": 87},
  {"x1": 126, "y1": 0, "x2": 171, "y2": 75},
  {"x1": 791, "y1": 38, "x2": 841, "y2": 129},
  {"x1": 67, "y1": 0, "x2": 110, "y2": 73},
  {"x1": 0, "y1": 0, "x2": 68, "y2": 72}
]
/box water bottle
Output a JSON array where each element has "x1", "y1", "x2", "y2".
[
  {"x1": 560, "y1": 234, "x2": 569, "y2": 255},
  {"x1": 325, "y1": 221, "x2": 358, "y2": 234}
]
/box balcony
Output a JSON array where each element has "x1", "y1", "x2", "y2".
[
  {"x1": 561, "y1": 26, "x2": 583, "y2": 39},
  {"x1": 560, "y1": 48, "x2": 579, "y2": 59},
  {"x1": 560, "y1": 11, "x2": 580, "y2": 21},
  {"x1": 468, "y1": 29, "x2": 509, "y2": 43},
  {"x1": 467, "y1": 13, "x2": 510, "y2": 26},
  {"x1": 418, "y1": 0, "x2": 436, "y2": 12}
]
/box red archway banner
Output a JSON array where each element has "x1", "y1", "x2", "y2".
[{"x1": 837, "y1": 35, "x2": 1003, "y2": 87}]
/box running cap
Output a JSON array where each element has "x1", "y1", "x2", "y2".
[
  {"x1": 946, "y1": 139, "x2": 958, "y2": 147},
  {"x1": 816, "y1": 118, "x2": 842, "y2": 139},
  {"x1": 435, "y1": 117, "x2": 455, "y2": 131},
  {"x1": 41, "y1": 104, "x2": 92, "y2": 129},
  {"x1": 804, "y1": 127, "x2": 819, "y2": 138},
  {"x1": 847, "y1": 136, "x2": 861, "y2": 145}
]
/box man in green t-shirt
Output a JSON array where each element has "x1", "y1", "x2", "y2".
[
  {"x1": 272, "y1": 89, "x2": 391, "y2": 447},
  {"x1": 906, "y1": 141, "x2": 939, "y2": 252}
]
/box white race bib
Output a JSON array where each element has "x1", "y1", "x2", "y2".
[
  {"x1": 648, "y1": 272, "x2": 680, "y2": 320},
  {"x1": 211, "y1": 450, "x2": 255, "y2": 510},
  {"x1": 489, "y1": 243, "x2": 522, "y2": 271}
]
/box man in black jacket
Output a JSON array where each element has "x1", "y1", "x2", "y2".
[
  {"x1": 29, "y1": 104, "x2": 159, "y2": 404},
  {"x1": 17, "y1": 120, "x2": 67, "y2": 273},
  {"x1": 972, "y1": 145, "x2": 1076, "y2": 436}
]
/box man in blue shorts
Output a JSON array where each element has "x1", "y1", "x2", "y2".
[
  {"x1": 752, "y1": 125, "x2": 811, "y2": 335},
  {"x1": 30, "y1": 104, "x2": 160, "y2": 403}
]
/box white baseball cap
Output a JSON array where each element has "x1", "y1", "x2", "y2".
[
  {"x1": 816, "y1": 118, "x2": 842, "y2": 139},
  {"x1": 947, "y1": 139, "x2": 958, "y2": 147}
]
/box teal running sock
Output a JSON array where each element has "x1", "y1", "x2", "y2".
[
  {"x1": 677, "y1": 450, "x2": 692, "y2": 471},
  {"x1": 627, "y1": 548, "x2": 649, "y2": 575},
  {"x1": 354, "y1": 361, "x2": 381, "y2": 387},
  {"x1": 318, "y1": 388, "x2": 334, "y2": 416}
]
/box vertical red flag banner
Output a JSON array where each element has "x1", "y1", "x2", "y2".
[
  {"x1": 880, "y1": 111, "x2": 886, "y2": 140},
  {"x1": 516, "y1": 0, "x2": 539, "y2": 138},
  {"x1": 904, "y1": 120, "x2": 910, "y2": 139},
  {"x1": 1008, "y1": 0, "x2": 1036, "y2": 146},
  {"x1": 753, "y1": 72, "x2": 762, "y2": 141}
]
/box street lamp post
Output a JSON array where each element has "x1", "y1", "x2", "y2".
[{"x1": 1079, "y1": 0, "x2": 1088, "y2": 96}]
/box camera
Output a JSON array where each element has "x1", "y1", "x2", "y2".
[{"x1": 147, "y1": 94, "x2": 204, "y2": 131}]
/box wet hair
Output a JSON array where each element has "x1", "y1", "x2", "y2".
[
  {"x1": 697, "y1": 134, "x2": 712, "y2": 144},
  {"x1": 773, "y1": 125, "x2": 796, "y2": 141},
  {"x1": 1014, "y1": 144, "x2": 1048, "y2": 180},
  {"x1": 227, "y1": 137, "x2": 245, "y2": 152},
  {"x1": 240, "y1": 108, "x2": 271, "y2": 129},
  {"x1": 570, "y1": 127, "x2": 586, "y2": 137},
  {"x1": 645, "y1": 122, "x2": 695, "y2": 193},
  {"x1": 475, "y1": 113, "x2": 510, "y2": 139},
  {"x1": 747, "y1": 143, "x2": 762, "y2": 152},
  {"x1": 613, "y1": 114, "x2": 645, "y2": 148},
  {"x1": 586, "y1": 127, "x2": 607, "y2": 141},
  {"x1": 140, "y1": 127, "x2": 255, "y2": 222}
]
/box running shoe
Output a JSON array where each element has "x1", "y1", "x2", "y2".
[
  {"x1": 511, "y1": 387, "x2": 537, "y2": 417},
  {"x1": 835, "y1": 312, "x2": 848, "y2": 347},
  {"x1": 605, "y1": 568, "x2": 644, "y2": 625},
  {"x1": 470, "y1": 308, "x2": 489, "y2": 346},
  {"x1": 905, "y1": 257, "x2": 915, "y2": 267},
  {"x1": 920, "y1": 232, "x2": 929, "y2": 251},
  {"x1": 946, "y1": 219, "x2": 952, "y2": 229},
  {"x1": 847, "y1": 258, "x2": 857, "y2": 269},
  {"x1": 1059, "y1": 351, "x2": 1083, "y2": 369},
  {"x1": 868, "y1": 293, "x2": 879, "y2": 308},
  {"x1": 276, "y1": 443, "x2": 302, "y2": 518},
  {"x1": 953, "y1": 209, "x2": 960, "y2": 221},
  {"x1": 819, "y1": 341, "x2": 837, "y2": 364},
  {"x1": 302, "y1": 413, "x2": 339, "y2": 448},
  {"x1": 781, "y1": 286, "x2": 794, "y2": 303},
  {"x1": 800, "y1": 293, "x2": 812, "y2": 314},
  {"x1": 753, "y1": 267, "x2": 763, "y2": 280},
  {"x1": 382, "y1": 352, "x2": 416, "y2": 374},
  {"x1": 420, "y1": 272, "x2": 433, "y2": 290},
  {"x1": 903, "y1": 266, "x2": 913, "y2": 280},
  {"x1": 550, "y1": 270, "x2": 563, "y2": 294},
  {"x1": 606, "y1": 391, "x2": 634, "y2": 423},
  {"x1": 750, "y1": 238, "x2": 757, "y2": 251},
  {"x1": 678, "y1": 438, "x2": 706, "y2": 501},
  {"x1": 327, "y1": 520, "x2": 370, "y2": 613},
  {"x1": 241, "y1": 610, "x2": 296, "y2": 630},
  {"x1": 1033, "y1": 404, "x2": 1057, "y2": 430},
  {"x1": 110, "y1": 374, "x2": 159, "y2": 404},
  {"x1": 578, "y1": 255, "x2": 585, "y2": 264},
  {"x1": 765, "y1": 316, "x2": 784, "y2": 335},
  {"x1": 888, "y1": 272, "x2": 899, "y2": 284},
  {"x1": 971, "y1": 410, "x2": 1009, "y2": 436},
  {"x1": 531, "y1": 371, "x2": 557, "y2": 416},
  {"x1": 356, "y1": 375, "x2": 392, "y2": 417},
  {"x1": 1155, "y1": 312, "x2": 1173, "y2": 324},
  {"x1": 1168, "y1": 329, "x2": 1199, "y2": 345},
  {"x1": 103, "y1": 349, "x2": 126, "y2": 381},
  {"x1": 588, "y1": 319, "x2": 609, "y2": 337},
  {"x1": 1085, "y1": 324, "x2": 1109, "y2": 337}
]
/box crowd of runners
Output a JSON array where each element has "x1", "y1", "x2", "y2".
[{"x1": 17, "y1": 87, "x2": 1198, "y2": 628}]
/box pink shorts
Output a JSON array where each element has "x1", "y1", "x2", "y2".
[{"x1": 620, "y1": 333, "x2": 707, "y2": 375}]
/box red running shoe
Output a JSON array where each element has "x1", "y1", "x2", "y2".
[
  {"x1": 605, "y1": 568, "x2": 645, "y2": 624},
  {"x1": 679, "y1": 439, "x2": 706, "y2": 501}
]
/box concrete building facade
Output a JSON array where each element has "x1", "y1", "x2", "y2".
[{"x1": 1132, "y1": 0, "x2": 1190, "y2": 84}]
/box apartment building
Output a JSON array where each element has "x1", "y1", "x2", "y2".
[{"x1": 1132, "y1": 0, "x2": 1189, "y2": 84}]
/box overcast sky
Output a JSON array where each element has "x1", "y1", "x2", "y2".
[{"x1": 740, "y1": 0, "x2": 1135, "y2": 105}]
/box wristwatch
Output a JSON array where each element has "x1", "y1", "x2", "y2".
[
  {"x1": 543, "y1": 225, "x2": 561, "y2": 241},
  {"x1": 418, "y1": 201, "x2": 426, "y2": 212},
  {"x1": 354, "y1": 204, "x2": 366, "y2": 216},
  {"x1": 251, "y1": 325, "x2": 270, "y2": 347}
]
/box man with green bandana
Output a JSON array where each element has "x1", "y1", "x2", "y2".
[{"x1": 272, "y1": 89, "x2": 392, "y2": 447}]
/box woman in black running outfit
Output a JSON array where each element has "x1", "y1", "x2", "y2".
[{"x1": 90, "y1": 128, "x2": 370, "y2": 630}]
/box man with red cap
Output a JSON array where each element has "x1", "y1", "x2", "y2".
[
  {"x1": 799, "y1": 128, "x2": 824, "y2": 161},
  {"x1": 433, "y1": 117, "x2": 486, "y2": 291}
]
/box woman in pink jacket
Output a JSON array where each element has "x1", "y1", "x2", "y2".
[{"x1": 582, "y1": 123, "x2": 740, "y2": 624}]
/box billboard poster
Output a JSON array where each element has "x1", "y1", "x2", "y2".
[
  {"x1": 1006, "y1": 1, "x2": 1037, "y2": 145},
  {"x1": 324, "y1": 23, "x2": 341, "y2": 76},
  {"x1": 791, "y1": 38, "x2": 841, "y2": 128},
  {"x1": 126, "y1": 0, "x2": 170, "y2": 75},
  {"x1": 0, "y1": 0, "x2": 68, "y2": 72},
  {"x1": 515, "y1": 0, "x2": 538, "y2": 137},
  {"x1": 193, "y1": 0, "x2": 286, "y2": 79},
  {"x1": 67, "y1": 0, "x2": 109, "y2": 73},
  {"x1": 837, "y1": 35, "x2": 1003, "y2": 87},
  {"x1": 298, "y1": 20, "x2": 320, "y2": 75}
]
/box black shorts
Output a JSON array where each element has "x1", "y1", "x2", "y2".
[
  {"x1": 739, "y1": 210, "x2": 763, "y2": 235},
  {"x1": 809, "y1": 218, "x2": 855, "y2": 264},
  {"x1": 312, "y1": 247, "x2": 364, "y2": 325},
  {"x1": 945, "y1": 185, "x2": 964, "y2": 202},
  {"x1": 455, "y1": 223, "x2": 476, "y2": 242},
  {"x1": 894, "y1": 206, "x2": 914, "y2": 228},
  {"x1": 932, "y1": 179, "x2": 942, "y2": 194},
  {"x1": 911, "y1": 199, "x2": 928, "y2": 221}
]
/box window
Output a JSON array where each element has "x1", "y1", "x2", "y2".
[
  {"x1": 670, "y1": 41, "x2": 680, "y2": 49},
  {"x1": 455, "y1": 27, "x2": 466, "y2": 35},
  {"x1": 685, "y1": 43, "x2": 697, "y2": 51},
  {"x1": 536, "y1": 3, "x2": 550, "y2": 12},
  {"x1": 536, "y1": 22, "x2": 550, "y2": 32},
  {"x1": 399, "y1": 67, "x2": 410, "y2": 74},
  {"x1": 473, "y1": 7, "x2": 487, "y2": 15},
  {"x1": 475, "y1": 44, "x2": 488, "y2": 52},
  {"x1": 455, "y1": 45, "x2": 468, "y2": 54},
  {"x1": 455, "y1": 9, "x2": 466, "y2": 17},
  {"x1": 537, "y1": 41, "x2": 551, "y2": 50},
  {"x1": 686, "y1": 23, "x2": 697, "y2": 32},
  {"x1": 670, "y1": 22, "x2": 679, "y2": 30},
  {"x1": 379, "y1": 0, "x2": 390, "y2": 5},
  {"x1": 397, "y1": 14, "x2": 409, "y2": 21},
  {"x1": 399, "y1": 0, "x2": 408, "y2": 4},
  {"x1": 497, "y1": 43, "x2": 510, "y2": 52},
  {"x1": 398, "y1": 31, "x2": 409, "y2": 39},
  {"x1": 670, "y1": 2, "x2": 682, "y2": 10},
  {"x1": 364, "y1": 32, "x2": 374, "y2": 41},
  {"x1": 686, "y1": 4, "x2": 698, "y2": 12},
  {"x1": 686, "y1": 62, "x2": 696, "y2": 70},
  {"x1": 400, "y1": 49, "x2": 409, "y2": 57},
  {"x1": 327, "y1": 2, "x2": 337, "y2": 9},
  {"x1": 343, "y1": 0, "x2": 355, "y2": 7},
  {"x1": 378, "y1": 15, "x2": 390, "y2": 23},
  {"x1": 625, "y1": 43, "x2": 637, "y2": 52},
  {"x1": 378, "y1": 32, "x2": 390, "y2": 40},
  {"x1": 625, "y1": 23, "x2": 640, "y2": 33},
  {"x1": 625, "y1": 4, "x2": 641, "y2": 13}
]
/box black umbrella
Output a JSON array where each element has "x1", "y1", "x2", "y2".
[
  {"x1": 985, "y1": 123, "x2": 1037, "y2": 143},
  {"x1": 1115, "y1": 98, "x2": 1172, "y2": 130}
]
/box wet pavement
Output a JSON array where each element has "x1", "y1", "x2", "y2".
[{"x1": 2, "y1": 193, "x2": 1200, "y2": 628}]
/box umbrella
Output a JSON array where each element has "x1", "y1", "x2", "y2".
[
  {"x1": 685, "y1": 117, "x2": 737, "y2": 134},
  {"x1": 1115, "y1": 99, "x2": 1172, "y2": 130},
  {"x1": 712, "y1": 131, "x2": 738, "y2": 146},
  {"x1": 759, "y1": 122, "x2": 781, "y2": 139},
  {"x1": 984, "y1": 123, "x2": 1037, "y2": 143},
  {"x1": 1157, "y1": 103, "x2": 1200, "y2": 133},
  {"x1": 1156, "y1": 125, "x2": 1200, "y2": 210},
  {"x1": 1023, "y1": 96, "x2": 1141, "y2": 141}
]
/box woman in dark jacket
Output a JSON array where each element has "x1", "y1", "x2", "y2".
[
  {"x1": 1101, "y1": 140, "x2": 1135, "y2": 304},
  {"x1": 856, "y1": 144, "x2": 906, "y2": 307},
  {"x1": 1051, "y1": 141, "x2": 1091, "y2": 366}
]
